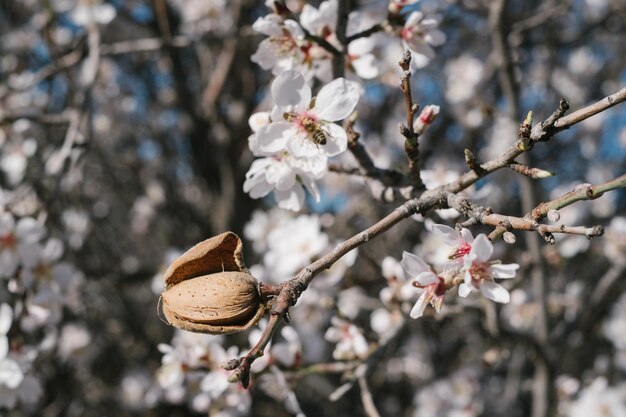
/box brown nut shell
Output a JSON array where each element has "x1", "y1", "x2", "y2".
[
  {"x1": 160, "y1": 232, "x2": 267, "y2": 335},
  {"x1": 164, "y1": 232, "x2": 247, "y2": 287}
]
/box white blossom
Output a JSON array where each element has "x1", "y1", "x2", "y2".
[
  {"x1": 243, "y1": 152, "x2": 325, "y2": 211},
  {"x1": 568, "y1": 378, "x2": 626, "y2": 417},
  {"x1": 251, "y1": 15, "x2": 312, "y2": 76},
  {"x1": 263, "y1": 214, "x2": 329, "y2": 280},
  {"x1": 69, "y1": 1, "x2": 116, "y2": 26},
  {"x1": 0, "y1": 304, "x2": 23, "y2": 392},
  {"x1": 325, "y1": 316, "x2": 369, "y2": 360},
  {"x1": 256, "y1": 70, "x2": 360, "y2": 158},
  {"x1": 401, "y1": 251, "x2": 446, "y2": 318},
  {"x1": 0, "y1": 213, "x2": 45, "y2": 279},
  {"x1": 400, "y1": 12, "x2": 446, "y2": 66},
  {"x1": 431, "y1": 224, "x2": 474, "y2": 262},
  {"x1": 459, "y1": 234, "x2": 519, "y2": 303}
]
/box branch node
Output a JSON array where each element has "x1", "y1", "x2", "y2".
[
  {"x1": 508, "y1": 162, "x2": 555, "y2": 179},
  {"x1": 587, "y1": 225, "x2": 604, "y2": 239},
  {"x1": 399, "y1": 50, "x2": 412, "y2": 70},
  {"x1": 464, "y1": 149, "x2": 486, "y2": 174},
  {"x1": 517, "y1": 111, "x2": 534, "y2": 150},
  {"x1": 399, "y1": 123, "x2": 412, "y2": 138}
]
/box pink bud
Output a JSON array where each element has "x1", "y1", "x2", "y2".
[{"x1": 414, "y1": 105, "x2": 440, "y2": 132}]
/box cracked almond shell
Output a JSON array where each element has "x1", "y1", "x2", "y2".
[{"x1": 161, "y1": 232, "x2": 266, "y2": 334}]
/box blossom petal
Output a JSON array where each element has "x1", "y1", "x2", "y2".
[
  {"x1": 416, "y1": 271, "x2": 438, "y2": 286},
  {"x1": 351, "y1": 54, "x2": 379, "y2": 79},
  {"x1": 313, "y1": 78, "x2": 360, "y2": 121},
  {"x1": 0, "y1": 358, "x2": 24, "y2": 389},
  {"x1": 404, "y1": 11, "x2": 423, "y2": 28},
  {"x1": 0, "y1": 336, "x2": 7, "y2": 360},
  {"x1": 320, "y1": 123, "x2": 348, "y2": 156},
  {"x1": 460, "y1": 228, "x2": 474, "y2": 244},
  {"x1": 0, "y1": 213, "x2": 15, "y2": 235},
  {"x1": 480, "y1": 281, "x2": 510, "y2": 303},
  {"x1": 425, "y1": 29, "x2": 446, "y2": 46},
  {"x1": 0, "y1": 303, "x2": 12, "y2": 336},
  {"x1": 405, "y1": 39, "x2": 435, "y2": 60},
  {"x1": 275, "y1": 186, "x2": 305, "y2": 211},
  {"x1": 288, "y1": 134, "x2": 324, "y2": 158},
  {"x1": 299, "y1": 174, "x2": 321, "y2": 202},
  {"x1": 409, "y1": 293, "x2": 429, "y2": 319},
  {"x1": 348, "y1": 38, "x2": 375, "y2": 55},
  {"x1": 490, "y1": 263, "x2": 519, "y2": 279},
  {"x1": 401, "y1": 251, "x2": 429, "y2": 277},
  {"x1": 244, "y1": 160, "x2": 274, "y2": 198},
  {"x1": 251, "y1": 39, "x2": 278, "y2": 71},
  {"x1": 256, "y1": 122, "x2": 294, "y2": 154},
  {"x1": 432, "y1": 224, "x2": 461, "y2": 246},
  {"x1": 290, "y1": 153, "x2": 328, "y2": 178},
  {"x1": 271, "y1": 70, "x2": 311, "y2": 109},
  {"x1": 252, "y1": 15, "x2": 283, "y2": 36},
  {"x1": 16, "y1": 217, "x2": 45, "y2": 243},
  {"x1": 458, "y1": 283, "x2": 472, "y2": 297},
  {"x1": 249, "y1": 111, "x2": 271, "y2": 132},
  {"x1": 284, "y1": 20, "x2": 304, "y2": 39},
  {"x1": 300, "y1": 4, "x2": 320, "y2": 32},
  {"x1": 244, "y1": 178, "x2": 273, "y2": 199},
  {"x1": 470, "y1": 234, "x2": 493, "y2": 262}
]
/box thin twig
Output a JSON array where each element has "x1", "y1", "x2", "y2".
[
  {"x1": 530, "y1": 174, "x2": 626, "y2": 221},
  {"x1": 447, "y1": 192, "x2": 608, "y2": 243},
  {"x1": 398, "y1": 50, "x2": 423, "y2": 188},
  {"x1": 346, "y1": 23, "x2": 383, "y2": 43},
  {"x1": 553, "y1": 87, "x2": 626, "y2": 130},
  {"x1": 357, "y1": 365, "x2": 382, "y2": 417}
]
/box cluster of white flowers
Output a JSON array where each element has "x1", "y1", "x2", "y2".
[
  {"x1": 400, "y1": 224, "x2": 519, "y2": 318},
  {"x1": 245, "y1": 0, "x2": 449, "y2": 211},
  {"x1": 413, "y1": 367, "x2": 483, "y2": 417},
  {"x1": 0, "y1": 134, "x2": 85, "y2": 410},
  {"x1": 399, "y1": 11, "x2": 446, "y2": 68},
  {"x1": 324, "y1": 316, "x2": 369, "y2": 360},
  {"x1": 156, "y1": 325, "x2": 304, "y2": 413},
  {"x1": 252, "y1": 0, "x2": 379, "y2": 81},
  {"x1": 0, "y1": 128, "x2": 37, "y2": 186},
  {"x1": 252, "y1": 0, "x2": 445, "y2": 81},
  {"x1": 1, "y1": 211, "x2": 81, "y2": 330},
  {"x1": 0, "y1": 208, "x2": 83, "y2": 408},
  {"x1": 244, "y1": 209, "x2": 357, "y2": 283},
  {"x1": 566, "y1": 378, "x2": 626, "y2": 417},
  {"x1": 244, "y1": 70, "x2": 360, "y2": 211},
  {"x1": 157, "y1": 331, "x2": 251, "y2": 414}
]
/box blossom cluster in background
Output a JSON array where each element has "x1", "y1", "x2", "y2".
[
  {"x1": 0, "y1": 179, "x2": 84, "y2": 409},
  {"x1": 244, "y1": 70, "x2": 360, "y2": 210}
]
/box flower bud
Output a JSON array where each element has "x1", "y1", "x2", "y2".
[
  {"x1": 547, "y1": 209, "x2": 560, "y2": 223},
  {"x1": 503, "y1": 231, "x2": 516, "y2": 244},
  {"x1": 160, "y1": 232, "x2": 266, "y2": 335},
  {"x1": 413, "y1": 105, "x2": 440, "y2": 133}
]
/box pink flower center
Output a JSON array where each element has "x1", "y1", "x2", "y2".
[
  {"x1": 414, "y1": 276, "x2": 446, "y2": 296},
  {"x1": 1, "y1": 233, "x2": 15, "y2": 249},
  {"x1": 419, "y1": 108, "x2": 436, "y2": 124},
  {"x1": 272, "y1": 29, "x2": 299, "y2": 54},
  {"x1": 414, "y1": 277, "x2": 446, "y2": 311},
  {"x1": 449, "y1": 242, "x2": 471, "y2": 260},
  {"x1": 286, "y1": 111, "x2": 321, "y2": 134},
  {"x1": 468, "y1": 262, "x2": 491, "y2": 286}
]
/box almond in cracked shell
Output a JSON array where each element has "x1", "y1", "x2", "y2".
[{"x1": 161, "y1": 232, "x2": 267, "y2": 335}]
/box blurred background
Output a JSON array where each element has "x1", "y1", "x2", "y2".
[{"x1": 0, "y1": 0, "x2": 625, "y2": 416}]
